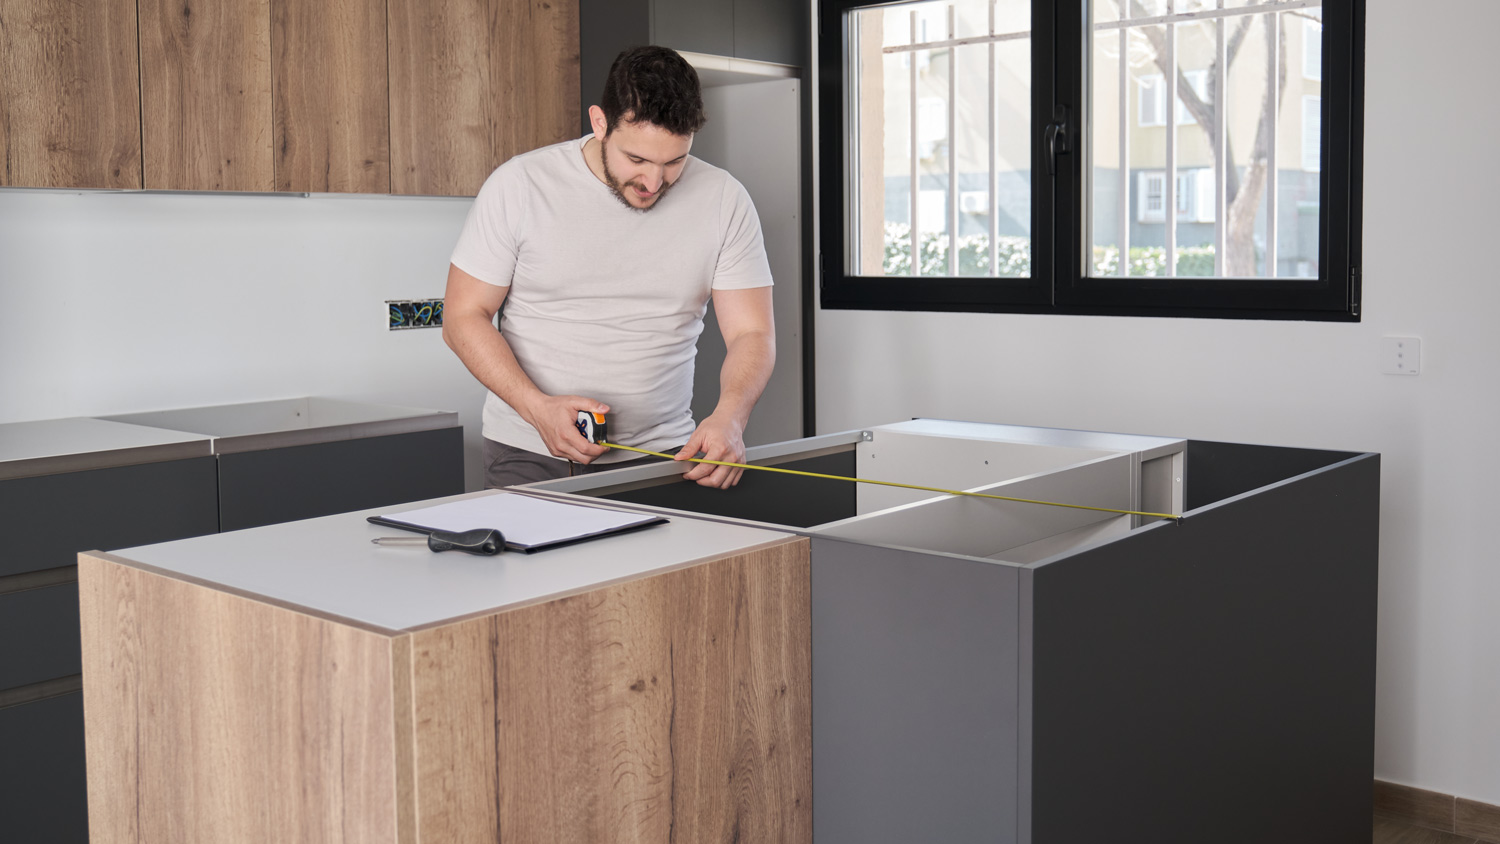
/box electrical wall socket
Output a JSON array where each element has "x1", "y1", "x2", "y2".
[
  {"x1": 387, "y1": 298, "x2": 443, "y2": 330},
  {"x1": 1380, "y1": 336, "x2": 1421, "y2": 375}
]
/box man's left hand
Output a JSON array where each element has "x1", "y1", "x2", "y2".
[{"x1": 675, "y1": 414, "x2": 748, "y2": 488}]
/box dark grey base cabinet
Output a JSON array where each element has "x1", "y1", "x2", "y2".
[
  {"x1": 0, "y1": 693, "x2": 89, "y2": 842},
  {"x1": 0, "y1": 456, "x2": 220, "y2": 578},
  {"x1": 218, "y1": 427, "x2": 464, "y2": 532},
  {"x1": 0, "y1": 419, "x2": 463, "y2": 843},
  {"x1": 523, "y1": 421, "x2": 1381, "y2": 844}
]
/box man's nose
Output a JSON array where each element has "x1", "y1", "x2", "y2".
[{"x1": 641, "y1": 167, "x2": 664, "y2": 192}]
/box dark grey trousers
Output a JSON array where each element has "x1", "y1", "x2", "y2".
[{"x1": 482, "y1": 438, "x2": 668, "y2": 489}]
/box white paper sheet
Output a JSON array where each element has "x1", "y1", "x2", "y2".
[{"x1": 379, "y1": 493, "x2": 664, "y2": 551}]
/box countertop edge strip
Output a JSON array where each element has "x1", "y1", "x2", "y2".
[
  {"x1": 0, "y1": 441, "x2": 216, "y2": 482},
  {"x1": 205, "y1": 412, "x2": 461, "y2": 454}
]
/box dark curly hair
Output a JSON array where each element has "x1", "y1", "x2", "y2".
[{"x1": 600, "y1": 46, "x2": 706, "y2": 136}]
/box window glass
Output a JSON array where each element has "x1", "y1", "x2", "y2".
[
  {"x1": 1089, "y1": 1, "x2": 1323, "y2": 279},
  {"x1": 848, "y1": 0, "x2": 1031, "y2": 278}
]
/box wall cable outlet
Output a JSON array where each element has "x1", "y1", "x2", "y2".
[{"x1": 388, "y1": 299, "x2": 443, "y2": 330}]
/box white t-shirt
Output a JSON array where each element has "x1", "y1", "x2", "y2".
[{"x1": 450, "y1": 135, "x2": 774, "y2": 462}]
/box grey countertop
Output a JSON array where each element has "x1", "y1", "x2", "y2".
[
  {"x1": 0, "y1": 417, "x2": 213, "y2": 481},
  {"x1": 103, "y1": 490, "x2": 795, "y2": 633},
  {"x1": 0, "y1": 397, "x2": 459, "y2": 481}
]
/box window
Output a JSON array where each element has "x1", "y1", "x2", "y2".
[
  {"x1": 1137, "y1": 169, "x2": 1215, "y2": 223},
  {"x1": 818, "y1": 0, "x2": 1364, "y2": 320},
  {"x1": 1139, "y1": 70, "x2": 1208, "y2": 127}
]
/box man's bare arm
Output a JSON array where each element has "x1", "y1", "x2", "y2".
[
  {"x1": 677, "y1": 285, "x2": 776, "y2": 487},
  {"x1": 442, "y1": 263, "x2": 608, "y2": 463}
]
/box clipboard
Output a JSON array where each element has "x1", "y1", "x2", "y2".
[{"x1": 368, "y1": 492, "x2": 666, "y2": 553}]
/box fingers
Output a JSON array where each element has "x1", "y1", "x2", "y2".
[
  {"x1": 536, "y1": 395, "x2": 610, "y2": 463},
  {"x1": 681, "y1": 445, "x2": 746, "y2": 488}
]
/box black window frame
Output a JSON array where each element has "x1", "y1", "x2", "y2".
[{"x1": 817, "y1": 0, "x2": 1364, "y2": 321}]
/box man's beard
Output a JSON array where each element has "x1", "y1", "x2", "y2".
[{"x1": 600, "y1": 137, "x2": 675, "y2": 212}]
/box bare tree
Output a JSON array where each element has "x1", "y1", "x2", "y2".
[{"x1": 1129, "y1": 1, "x2": 1292, "y2": 276}]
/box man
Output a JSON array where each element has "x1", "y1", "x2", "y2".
[{"x1": 443, "y1": 46, "x2": 776, "y2": 489}]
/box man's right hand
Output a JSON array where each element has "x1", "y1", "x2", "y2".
[{"x1": 520, "y1": 395, "x2": 612, "y2": 464}]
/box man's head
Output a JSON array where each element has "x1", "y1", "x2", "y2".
[{"x1": 589, "y1": 46, "x2": 705, "y2": 211}]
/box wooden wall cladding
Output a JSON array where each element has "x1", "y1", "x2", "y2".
[
  {"x1": 271, "y1": 0, "x2": 390, "y2": 193},
  {"x1": 139, "y1": 0, "x2": 274, "y2": 191},
  {"x1": 0, "y1": 0, "x2": 142, "y2": 189},
  {"x1": 388, "y1": 0, "x2": 581, "y2": 196}
]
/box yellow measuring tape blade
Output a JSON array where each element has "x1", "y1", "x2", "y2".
[{"x1": 600, "y1": 442, "x2": 1181, "y2": 522}]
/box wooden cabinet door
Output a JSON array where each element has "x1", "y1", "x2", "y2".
[
  {"x1": 138, "y1": 0, "x2": 273, "y2": 191},
  {"x1": 389, "y1": 0, "x2": 580, "y2": 196},
  {"x1": 0, "y1": 0, "x2": 142, "y2": 189},
  {"x1": 272, "y1": 0, "x2": 390, "y2": 193}
]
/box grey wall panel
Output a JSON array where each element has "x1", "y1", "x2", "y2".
[
  {"x1": 734, "y1": 0, "x2": 806, "y2": 66},
  {"x1": 0, "y1": 691, "x2": 89, "y2": 842},
  {"x1": 652, "y1": 0, "x2": 735, "y2": 59},
  {"x1": 0, "y1": 582, "x2": 80, "y2": 690},
  {"x1": 1185, "y1": 439, "x2": 1357, "y2": 510},
  {"x1": 578, "y1": 0, "x2": 650, "y2": 134},
  {"x1": 218, "y1": 427, "x2": 464, "y2": 532},
  {"x1": 812, "y1": 537, "x2": 1020, "y2": 844},
  {"x1": 1026, "y1": 454, "x2": 1379, "y2": 844},
  {"x1": 601, "y1": 451, "x2": 856, "y2": 527},
  {"x1": 0, "y1": 456, "x2": 220, "y2": 577}
]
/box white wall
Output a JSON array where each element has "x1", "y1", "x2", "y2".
[
  {"x1": 814, "y1": 0, "x2": 1500, "y2": 806},
  {"x1": 0, "y1": 190, "x2": 492, "y2": 488}
]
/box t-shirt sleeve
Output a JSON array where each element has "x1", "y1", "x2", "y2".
[
  {"x1": 711, "y1": 177, "x2": 774, "y2": 291},
  {"x1": 449, "y1": 163, "x2": 529, "y2": 287}
]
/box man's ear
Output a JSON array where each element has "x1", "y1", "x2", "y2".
[{"x1": 588, "y1": 105, "x2": 609, "y2": 140}]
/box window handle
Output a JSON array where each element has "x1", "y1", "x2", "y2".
[{"x1": 1045, "y1": 105, "x2": 1071, "y2": 176}]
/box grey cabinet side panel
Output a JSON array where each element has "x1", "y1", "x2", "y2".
[
  {"x1": 652, "y1": 0, "x2": 734, "y2": 58},
  {"x1": 1185, "y1": 439, "x2": 1357, "y2": 510},
  {"x1": 0, "y1": 582, "x2": 81, "y2": 690},
  {"x1": 217, "y1": 427, "x2": 464, "y2": 532},
  {"x1": 0, "y1": 692, "x2": 89, "y2": 842},
  {"x1": 1027, "y1": 455, "x2": 1379, "y2": 844},
  {"x1": 0, "y1": 456, "x2": 220, "y2": 577},
  {"x1": 812, "y1": 537, "x2": 1019, "y2": 844},
  {"x1": 579, "y1": 0, "x2": 650, "y2": 134},
  {"x1": 734, "y1": 0, "x2": 807, "y2": 66}
]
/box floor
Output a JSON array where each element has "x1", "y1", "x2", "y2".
[{"x1": 1374, "y1": 816, "x2": 1491, "y2": 844}]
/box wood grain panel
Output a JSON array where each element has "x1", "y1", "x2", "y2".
[
  {"x1": 139, "y1": 0, "x2": 273, "y2": 191},
  {"x1": 408, "y1": 538, "x2": 812, "y2": 843},
  {"x1": 1377, "y1": 780, "x2": 1459, "y2": 832},
  {"x1": 389, "y1": 0, "x2": 580, "y2": 196},
  {"x1": 0, "y1": 0, "x2": 141, "y2": 188},
  {"x1": 79, "y1": 554, "x2": 401, "y2": 844},
  {"x1": 272, "y1": 0, "x2": 389, "y2": 193},
  {"x1": 1456, "y1": 797, "x2": 1500, "y2": 843}
]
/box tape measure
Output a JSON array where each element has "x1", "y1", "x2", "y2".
[
  {"x1": 575, "y1": 411, "x2": 608, "y2": 445},
  {"x1": 575, "y1": 413, "x2": 1180, "y2": 522}
]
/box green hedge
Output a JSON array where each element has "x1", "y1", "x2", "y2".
[{"x1": 881, "y1": 223, "x2": 1216, "y2": 278}]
